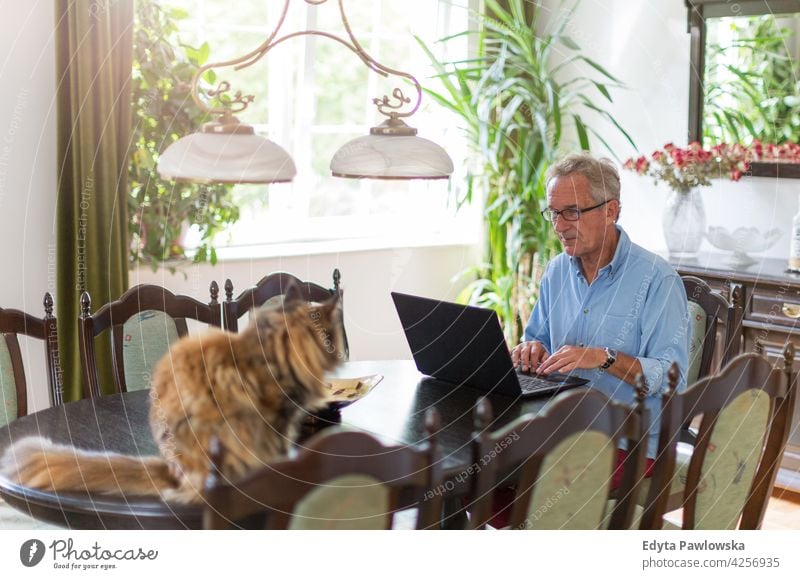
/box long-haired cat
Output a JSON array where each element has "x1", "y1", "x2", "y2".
[{"x1": 0, "y1": 293, "x2": 345, "y2": 503}]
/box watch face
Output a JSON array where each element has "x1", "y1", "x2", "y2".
[{"x1": 608, "y1": 349, "x2": 617, "y2": 359}]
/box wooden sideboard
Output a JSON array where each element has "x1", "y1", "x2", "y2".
[{"x1": 671, "y1": 253, "x2": 800, "y2": 493}]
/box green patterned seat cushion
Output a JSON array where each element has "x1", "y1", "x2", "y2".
[
  {"x1": 636, "y1": 441, "x2": 692, "y2": 510},
  {"x1": 686, "y1": 301, "x2": 708, "y2": 384},
  {"x1": 692, "y1": 389, "x2": 770, "y2": 529},
  {"x1": 122, "y1": 311, "x2": 180, "y2": 391},
  {"x1": 521, "y1": 431, "x2": 615, "y2": 530},
  {"x1": 289, "y1": 474, "x2": 390, "y2": 530},
  {"x1": 636, "y1": 390, "x2": 770, "y2": 529},
  {"x1": 0, "y1": 337, "x2": 17, "y2": 426}
]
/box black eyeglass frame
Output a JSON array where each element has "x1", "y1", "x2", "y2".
[{"x1": 540, "y1": 200, "x2": 611, "y2": 223}]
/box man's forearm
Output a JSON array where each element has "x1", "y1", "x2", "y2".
[{"x1": 605, "y1": 351, "x2": 643, "y2": 387}]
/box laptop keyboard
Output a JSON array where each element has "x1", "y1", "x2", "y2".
[{"x1": 516, "y1": 372, "x2": 564, "y2": 394}]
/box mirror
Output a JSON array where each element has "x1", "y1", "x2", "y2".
[{"x1": 687, "y1": 0, "x2": 800, "y2": 178}]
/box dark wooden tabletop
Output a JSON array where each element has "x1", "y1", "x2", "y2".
[{"x1": 0, "y1": 360, "x2": 553, "y2": 529}]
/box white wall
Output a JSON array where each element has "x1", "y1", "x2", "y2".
[
  {"x1": 130, "y1": 242, "x2": 481, "y2": 361},
  {"x1": 545, "y1": 0, "x2": 798, "y2": 259},
  {"x1": 0, "y1": 1, "x2": 58, "y2": 411}
]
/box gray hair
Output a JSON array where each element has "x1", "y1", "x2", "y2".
[{"x1": 546, "y1": 153, "x2": 621, "y2": 204}]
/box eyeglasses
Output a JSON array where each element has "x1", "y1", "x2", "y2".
[{"x1": 541, "y1": 200, "x2": 610, "y2": 223}]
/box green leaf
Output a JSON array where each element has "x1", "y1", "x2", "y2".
[
  {"x1": 578, "y1": 56, "x2": 621, "y2": 82},
  {"x1": 573, "y1": 115, "x2": 590, "y2": 150},
  {"x1": 560, "y1": 35, "x2": 580, "y2": 50},
  {"x1": 202, "y1": 69, "x2": 217, "y2": 85},
  {"x1": 592, "y1": 81, "x2": 612, "y2": 102}
]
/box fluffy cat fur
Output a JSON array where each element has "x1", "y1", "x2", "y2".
[{"x1": 0, "y1": 293, "x2": 345, "y2": 503}]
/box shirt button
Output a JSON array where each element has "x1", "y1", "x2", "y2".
[
  {"x1": 579, "y1": 342, "x2": 585, "y2": 347},
  {"x1": 583, "y1": 308, "x2": 589, "y2": 314}
]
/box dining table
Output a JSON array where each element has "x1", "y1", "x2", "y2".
[{"x1": 0, "y1": 360, "x2": 560, "y2": 529}]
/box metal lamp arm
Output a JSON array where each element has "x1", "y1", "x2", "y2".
[
  {"x1": 334, "y1": 0, "x2": 421, "y2": 118},
  {"x1": 189, "y1": 0, "x2": 422, "y2": 120}
]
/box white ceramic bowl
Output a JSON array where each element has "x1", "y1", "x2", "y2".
[{"x1": 706, "y1": 226, "x2": 781, "y2": 266}]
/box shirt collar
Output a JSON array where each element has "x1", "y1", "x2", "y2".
[
  {"x1": 569, "y1": 225, "x2": 630, "y2": 278},
  {"x1": 605, "y1": 225, "x2": 630, "y2": 276}
]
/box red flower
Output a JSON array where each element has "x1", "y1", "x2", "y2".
[{"x1": 623, "y1": 141, "x2": 797, "y2": 190}]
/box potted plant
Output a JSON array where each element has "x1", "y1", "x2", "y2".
[
  {"x1": 129, "y1": 1, "x2": 240, "y2": 270},
  {"x1": 418, "y1": 0, "x2": 635, "y2": 343}
]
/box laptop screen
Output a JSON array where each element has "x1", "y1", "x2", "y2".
[{"x1": 391, "y1": 292, "x2": 521, "y2": 396}]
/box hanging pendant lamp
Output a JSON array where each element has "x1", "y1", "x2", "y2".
[{"x1": 156, "y1": 0, "x2": 453, "y2": 184}]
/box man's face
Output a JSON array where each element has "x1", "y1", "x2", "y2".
[{"x1": 546, "y1": 174, "x2": 616, "y2": 259}]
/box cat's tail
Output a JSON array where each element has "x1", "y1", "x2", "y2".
[{"x1": 0, "y1": 437, "x2": 179, "y2": 499}]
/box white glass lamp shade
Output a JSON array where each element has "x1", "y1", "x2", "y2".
[
  {"x1": 157, "y1": 132, "x2": 297, "y2": 184},
  {"x1": 330, "y1": 134, "x2": 454, "y2": 179}
]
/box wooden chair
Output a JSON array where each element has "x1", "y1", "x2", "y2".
[
  {"x1": 639, "y1": 347, "x2": 796, "y2": 530},
  {"x1": 467, "y1": 388, "x2": 648, "y2": 530},
  {"x1": 78, "y1": 283, "x2": 222, "y2": 398},
  {"x1": 223, "y1": 270, "x2": 348, "y2": 357},
  {"x1": 0, "y1": 293, "x2": 61, "y2": 424},
  {"x1": 683, "y1": 276, "x2": 741, "y2": 384},
  {"x1": 681, "y1": 276, "x2": 743, "y2": 445},
  {"x1": 203, "y1": 410, "x2": 443, "y2": 530}
]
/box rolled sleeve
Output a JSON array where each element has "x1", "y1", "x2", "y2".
[
  {"x1": 636, "y1": 274, "x2": 689, "y2": 396},
  {"x1": 637, "y1": 356, "x2": 670, "y2": 396}
]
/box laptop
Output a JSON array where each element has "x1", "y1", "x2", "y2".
[{"x1": 391, "y1": 292, "x2": 589, "y2": 398}]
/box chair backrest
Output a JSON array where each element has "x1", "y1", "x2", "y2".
[
  {"x1": 682, "y1": 276, "x2": 741, "y2": 384},
  {"x1": 78, "y1": 283, "x2": 222, "y2": 398},
  {"x1": 203, "y1": 409, "x2": 442, "y2": 530},
  {"x1": 223, "y1": 270, "x2": 348, "y2": 357},
  {"x1": 467, "y1": 388, "x2": 648, "y2": 530},
  {"x1": 0, "y1": 293, "x2": 61, "y2": 424},
  {"x1": 640, "y1": 348, "x2": 796, "y2": 530}
]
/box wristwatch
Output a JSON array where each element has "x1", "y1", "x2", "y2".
[{"x1": 599, "y1": 347, "x2": 617, "y2": 371}]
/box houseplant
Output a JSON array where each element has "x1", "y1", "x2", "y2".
[
  {"x1": 624, "y1": 141, "x2": 753, "y2": 257},
  {"x1": 129, "y1": 1, "x2": 239, "y2": 269},
  {"x1": 418, "y1": 0, "x2": 635, "y2": 343},
  {"x1": 704, "y1": 14, "x2": 800, "y2": 146}
]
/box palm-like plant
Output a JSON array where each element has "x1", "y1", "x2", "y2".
[{"x1": 418, "y1": 0, "x2": 634, "y2": 343}]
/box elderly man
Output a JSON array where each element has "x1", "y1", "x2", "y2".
[{"x1": 512, "y1": 152, "x2": 689, "y2": 480}]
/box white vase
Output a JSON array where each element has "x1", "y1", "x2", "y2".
[{"x1": 662, "y1": 188, "x2": 705, "y2": 259}]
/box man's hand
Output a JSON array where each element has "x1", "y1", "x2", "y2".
[
  {"x1": 511, "y1": 341, "x2": 549, "y2": 372},
  {"x1": 537, "y1": 345, "x2": 606, "y2": 375}
]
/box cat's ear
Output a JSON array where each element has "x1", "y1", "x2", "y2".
[
  {"x1": 318, "y1": 289, "x2": 342, "y2": 318},
  {"x1": 282, "y1": 280, "x2": 305, "y2": 307}
]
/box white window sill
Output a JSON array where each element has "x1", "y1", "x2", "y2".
[{"x1": 200, "y1": 229, "x2": 480, "y2": 262}]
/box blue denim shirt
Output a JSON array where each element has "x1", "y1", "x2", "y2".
[{"x1": 524, "y1": 226, "x2": 689, "y2": 458}]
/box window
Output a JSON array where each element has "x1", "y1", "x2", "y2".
[{"x1": 161, "y1": 0, "x2": 478, "y2": 253}]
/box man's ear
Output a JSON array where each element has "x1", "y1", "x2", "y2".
[{"x1": 608, "y1": 199, "x2": 621, "y2": 223}]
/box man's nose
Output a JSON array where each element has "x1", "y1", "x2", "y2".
[{"x1": 553, "y1": 214, "x2": 571, "y2": 232}]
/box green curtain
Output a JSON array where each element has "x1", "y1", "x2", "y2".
[{"x1": 55, "y1": 0, "x2": 133, "y2": 401}]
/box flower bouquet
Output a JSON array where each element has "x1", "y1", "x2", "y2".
[
  {"x1": 623, "y1": 141, "x2": 800, "y2": 258},
  {"x1": 623, "y1": 142, "x2": 750, "y2": 193}
]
